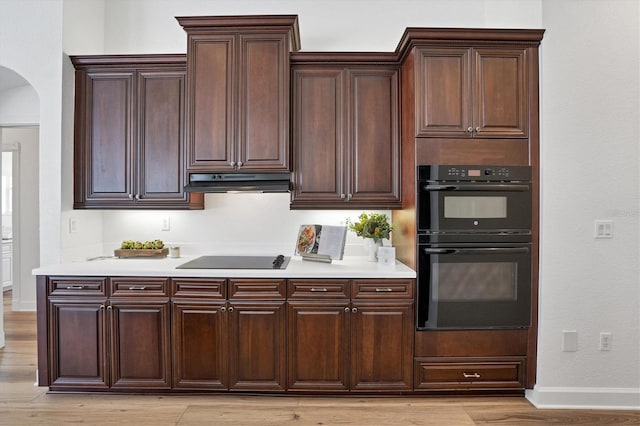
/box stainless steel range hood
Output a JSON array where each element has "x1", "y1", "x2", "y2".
[{"x1": 184, "y1": 172, "x2": 291, "y2": 193}]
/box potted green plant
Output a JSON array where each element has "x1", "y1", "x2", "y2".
[{"x1": 347, "y1": 213, "x2": 393, "y2": 261}]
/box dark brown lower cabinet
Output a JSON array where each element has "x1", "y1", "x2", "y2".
[
  {"x1": 171, "y1": 278, "x2": 287, "y2": 391},
  {"x1": 350, "y1": 301, "x2": 414, "y2": 392},
  {"x1": 287, "y1": 301, "x2": 351, "y2": 392},
  {"x1": 287, "y1": 279, "x2": 414, "y2": 393},
  {"x1": 47, "y1": 278, "x2": 171, "y2": 391},
  {"x1": 41, "y1": 276, "x2": 416, "y2": 394},
  {"x1": 228, "y1": 301, "x2": 286, "y2": 391},
  {"x1": 414, "y1": 357, "x2": 526, "y2": 391},
  {"x1": 108, "y1": 299, "x2": 171, "y2": 390},
  {"x1": 172, "y1": 300, "x2": 228, "y2": 390},
  {"x1": 48, "y1": 299, "x2": 109, "y2": 390}
]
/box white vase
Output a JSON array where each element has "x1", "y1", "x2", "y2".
[{"x1": 364, "y1": 239, "x2": 383, "y2": 262}]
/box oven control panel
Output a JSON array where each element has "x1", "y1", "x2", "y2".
[{"x1": 418, "y1": 165, "x2": 531, "y2": 182}]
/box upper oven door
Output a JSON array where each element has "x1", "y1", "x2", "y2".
[{"x1": 418, "y1": 182, "x2": 531, "y2": 233}]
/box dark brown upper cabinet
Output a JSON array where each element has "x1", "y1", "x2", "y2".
[
  {"x1": 415, "y1": 46, "x2": 528, "y2": 139},
  {"x1": 177, "y1": 16, "x2": 300, "y2": 173},
  {"x1": 290, "y1": 54, "x2": 401, "y2": 209},
  {"x1": 72, "y1": 55, "x2": 203, "y2": 209}
]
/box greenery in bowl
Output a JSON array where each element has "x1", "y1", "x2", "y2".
[{"x1": 347, "y1": 213, "x2": 393, "y2": 242}]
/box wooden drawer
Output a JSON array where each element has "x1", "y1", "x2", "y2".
[
  {"x1": 172, "y1": 278, "x2": 226, "y2": 299},
  {"x1": 229, "y1": 279, "x2": 286, "y2": 300},
  {"x1": 351, "y1": 279, "x2": 414, "y2": 299},
  {"x1": 47, "y1": 277, "x2": 107, "y2": 297},
  {"x1": 287, "y1": 280, "x2": 349, "y2": 299},
  {"x1": 109, "y1": 277, "x2": 169, "y2": 297},
  {"x1": 414, "y1": 357, "x2": 525, "y2": 390}
]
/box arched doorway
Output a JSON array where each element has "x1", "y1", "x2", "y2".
[{"x1": 0, "y1": 66, "x2": 40, "y2": 348}]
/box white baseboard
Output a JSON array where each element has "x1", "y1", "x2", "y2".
[
  {"x1": 526, "y1": 386, "x2": 640, "y2": 410},
  {"x1": 13, "y1": 301, "x2": 35, "y2": 311},
  {"x1": 0, "y1": 330, "x2": 5, "y2": 348}
]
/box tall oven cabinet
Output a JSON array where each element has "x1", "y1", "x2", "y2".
[{"x1": 393, "y1": 28, "x2": 544, "y2": 392}]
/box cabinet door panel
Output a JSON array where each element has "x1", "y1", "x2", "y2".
[
  {"x1": 137, "y1": 70, "x2": 187, "y2": 203},
  {"x1": 287, "y1": 302, "x2": 349, "y2": 392},
  {"x1": 239, "y1": 34, "x2": 289, "y2": 170},
  {"x1": 172, "y1": 301, "x2": 228, "y2": 389},
  {"x1": 473, "y1": 48, "x2": 528, "y2": 138},
  {"x1": 348, "y1": 69, "x2": 400, "y2": 205},
  {"x1": 49, "y1": 300, "x2": 109, "y2": 390},
  {"x1": 291, "y1": 68, "x2": 344, "y2": 204},
  {"x1": 110, "y1": 300, "x2": 171, "y2": 389},
  {"x1": 85, "y1": 72, "x2": 134, "y2": 200},
  {"x1": 350, "y1": 302, "x2": 413, "y2": 391},
  {"x1": 229, "y1": 302, "x2": 286, "y2": 391},
  {"x1": 187, "y1": 35, "x2": 235, "y2": 171},
  {"x1": 415, "y1": 48, "x2": 471, "y2": 137}
]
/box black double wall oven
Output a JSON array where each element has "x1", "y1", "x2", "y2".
[{"x1": 416, "y1": 165, "x2": 533, "y2": 330}]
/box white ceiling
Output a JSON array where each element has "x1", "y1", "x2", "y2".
[{"x1": 0, "y1": 67, "x2": 30, "y2": 92}]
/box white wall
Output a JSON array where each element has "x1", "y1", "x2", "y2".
[
  {"x1": 528, "y1": 0, "x2": 640, "y2": 409},
  {"x1": 0, "y1": 0, "x2": 63, "y2": 272},
  {"x1": 1, "y1": 128, "x2": 40, "y2": 311},
  {"x1": 0, "y1": 84, "x2": 39, "y2": 126}
]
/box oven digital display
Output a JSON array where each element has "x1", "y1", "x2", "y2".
[{"x1": 467, "y1": 169, "x2": 481, "y2": 177}]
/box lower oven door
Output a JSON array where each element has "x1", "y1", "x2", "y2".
[{"x1": 417, "y1": 243, "x2": 531, "y2": 330}]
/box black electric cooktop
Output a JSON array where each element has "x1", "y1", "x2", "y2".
[{"x1": 176, "y1": 255, "x2": 290, "y2": 270}]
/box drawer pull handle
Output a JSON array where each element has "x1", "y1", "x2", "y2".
[
  {"x1": 66, "y1": 285, "x2": 87, "y2": 290},
  {"x1": 128, "y1": 286, "x2": 147, "y2": 290},
  {"x1": 375, "y1": 288, "x2": 393, "y2": 292},
  {"x1": 463, "y1": 372, "x2": 481, "y2": 379},
  {"x1": 310, "y1": 288, "x2": 328, "y2": 292}
]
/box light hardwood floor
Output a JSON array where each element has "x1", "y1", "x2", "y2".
[{"x1": 0, "y1": 291, "x2": 637, "y2": 425}]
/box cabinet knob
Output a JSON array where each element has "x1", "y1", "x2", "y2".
[
  {"x1": 220, "y1": 306, "x2": 226, "y2": 312},
  {"x1": 475, "y1": 127, "x2": 481, "y2": 132},
  {"x1": 229, "y1": 161, "x2": 236, "y2": 168},
  {"x1": 228, "y1": 306, "x2": 234, "y2": 312},
  {"x1": 344, "y1": 307, "x2": 350, "y2": 312},
  {"x1": 467, "y1": 127, "x2": 473, "y2": 133},
  {"x1": 128, "y1": 193, "x2": 134, "y2": 200},
  {"x1": 347, "y1": 193, "x2": 353, "y2": 201},
  {"x1": 107, "y1": 305, "x2": 112, "y2": 311},
  {"x1": 134, "y1": 194, "x2": 141, "y2": 201},
  {"x1": 100, "y1": 304, "x2": 106, "y2": 310},
  {"x1": 351, "y1": 307, "x2": 358, "y2": 313},
  {"x1": 236, "y1": 161, "x2": 243, "y2": 168},
  {"x1": 340, "y1": 194, "x2": 346, "y2": 199}
]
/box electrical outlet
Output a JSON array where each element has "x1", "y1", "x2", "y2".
[
  {"x1": 594, "y1": 220, "x2": 613, "y2": 239},
  {"x1": 69, "y1": 218, "x2": 77, "y2": 234},
  {"x1": 599, "y1": 332, "x2": 612, "y2": 351},
  {"x1": 562, "y1": 330, "x2": 578, "y2": 352},
  {"x1": 161, "y1": 216, "x2": 170, "y2": 231}
]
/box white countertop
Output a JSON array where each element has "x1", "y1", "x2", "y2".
[{"x1": 33, "y1": 255, "x2": 415, "y2": 279}]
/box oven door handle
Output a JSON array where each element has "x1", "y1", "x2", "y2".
[
  {"x1": 423, "y1": 247, "x2": 529, "y2": 255},
  {"x1": 424, "y1": 184, "x2": 530, "y2": 192}
]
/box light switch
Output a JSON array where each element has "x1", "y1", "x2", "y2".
[
  {"x1": 594, "y1": 220, "x2": 613, "y2": 239},
  {"x1": 562, "y1": 330, "x2": 578, "y2": 352}
]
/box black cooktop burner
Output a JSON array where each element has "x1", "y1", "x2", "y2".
[{"x1": 176, "y1": 255, "x2": 290, "y2": 270}]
